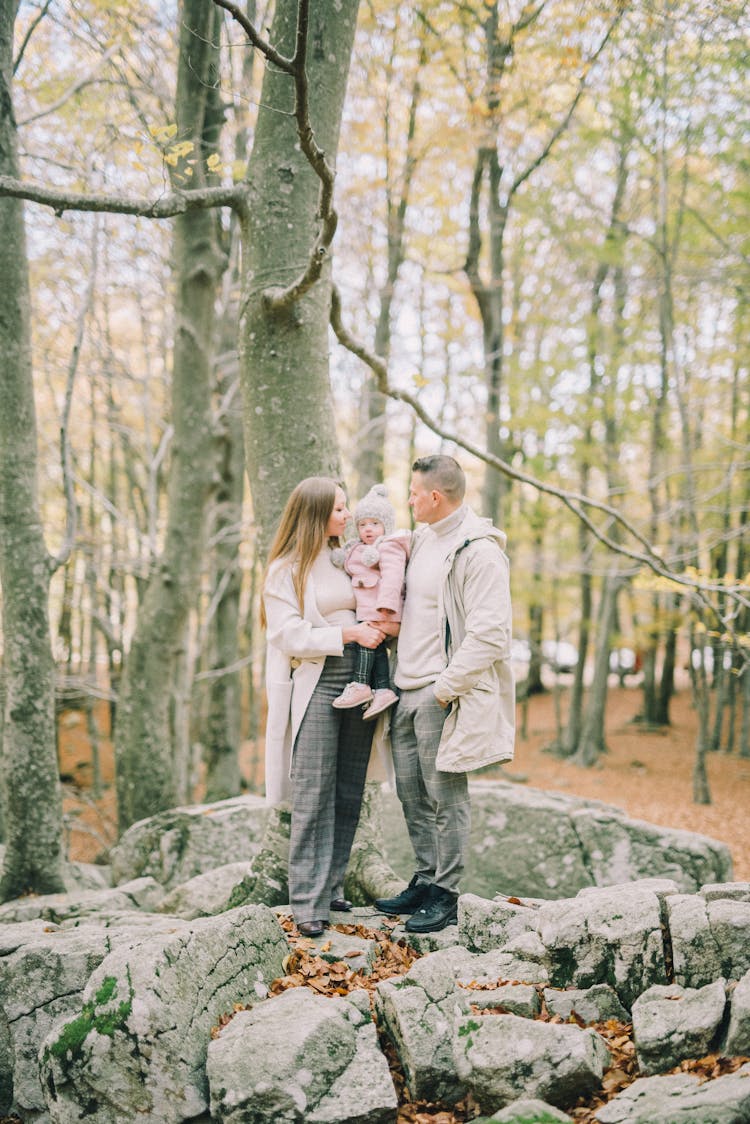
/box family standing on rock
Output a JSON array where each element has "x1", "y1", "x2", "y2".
[{"x1": 261, "y1": 455, "x2": 515, "y2": 938}]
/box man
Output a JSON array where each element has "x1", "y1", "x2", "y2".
[{"x1": 375, "y1": 455, "x2": 515, "y2": 932}]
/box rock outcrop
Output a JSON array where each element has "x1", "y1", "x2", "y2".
[
  {"x1": 40, "y1": 905, "x2": 287, "y2": 1122},
  {"x1": 0, "y1": 785, "x2": 745, "y2": 1124}
]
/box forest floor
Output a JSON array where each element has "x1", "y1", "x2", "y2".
[{"x1": 60, "y1": 680, "x2": 750, "y2": 881}]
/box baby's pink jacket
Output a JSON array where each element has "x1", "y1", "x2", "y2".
[{"x1": 345, "y1": 532, "x2": 410, "y2": 623}]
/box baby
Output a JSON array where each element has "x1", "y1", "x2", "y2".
[{"x1": 332, "y1": 484, "x2": 409, "y2": 720}]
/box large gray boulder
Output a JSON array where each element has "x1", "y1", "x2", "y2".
[
  {"x1": 460, "y1": 982, "x2": 541, "y2": 1018},
  {"x1": 0, "y1": 915, "x2": 198, "y2": 1118},
  {"x1": 0, "y1": 925, "x2": 119, "y2": 1117},
  {"x1": 109, "y1": 794, "x2": 270, "y2": 889},
  {"x1": 452, "y1": 1011, "x2": 610, "y2": 1113},
  {"x1": 0, "y1": 877, "x2": 164, "y2": 925},
  {"x1": 207, "y1": 987, "x2": 397, "y2": 1123},
  {"x1": 158, "y1": 862, "x2": 256, "y2": 919},
  {"x1": 374, "y1": 948, "x2": 472, "y2": 1105},
  {"x1": 380, "y1": 781, "x2": 731, "y2": 900},
  {"x1": 701, "y1": 882, "x2": 750, "y2": 903},
  {"x1": 543, "y1": 984, "x2": 629, "y2": 1025},
  {"x1": 667, "y1": 893, "x2": 750, "y2": 987},
  {"x1": 595, "y1": 1064, "x2": 750, "y2": 1123},
  {"x1": 725, "y1": 970, "x2": 750, "y2": 1056},
  {"x1": 458, "y1": 893, "x2": 540, "y2": 953},
  {"x1": 375, "y1": 945, "x2": 549, "y2": 1105},
  {"x1": 536, "y1": 882, "x2": 667, "y2": 1007},
  {"x1": 570, "y1": 807, "x2": 732, "y2": 892},
  {"x1": 101, "y1": 782, "x2": 731, "y2": 906},
  {"x1": 40, "y1": 904, "x2": 287, "y2": 1123},
  {"x1": 631, "y1": 980, "x2": 727, "y2": 1075}
]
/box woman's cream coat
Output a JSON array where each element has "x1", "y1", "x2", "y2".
[
  {"x1": 262, "y1": 557, "x2": 394, "y2": 805},
  {"x1": 263, "y1": 559, "x2": 346, "y2": 806},
  {"x1": 429, "y1": 509, "x2": 516, "y2": 772}
]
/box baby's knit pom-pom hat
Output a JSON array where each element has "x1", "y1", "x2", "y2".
[{"x1": 354, "y1": 483, "x2": 395, "y2": 536}]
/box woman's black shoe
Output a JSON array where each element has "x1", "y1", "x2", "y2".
[
  {"x1": 298, "y1": 920, "x2": 326, "y2": 937},
  {"x1": 330, "y1": 898, "x2": 352, "y2": 912}
]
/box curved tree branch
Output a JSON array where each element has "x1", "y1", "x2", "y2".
[
  {"x1": 0, "y1": 175, "x2": 248, "y2": 217},
  {"x1": 211, "y1": 0, "x2": 294, "y2": 71},
  {"x1": 330, "y1": 284, "x2": 750, "y2": 614},
  {"x1": 18, "y1": 45, "x2": 120, "y2": 127},
  {"x1": 12, "y1": 0, "x2": 53, "y2": 74}
]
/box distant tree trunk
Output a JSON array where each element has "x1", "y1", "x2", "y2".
[
  {"x1": 0, "y1": 0, "x2": 66, "y2": 899},
  {"x1": 655, "y1": 604, "x2": 677, "y2": 725},
  {"x1": 239, "y1": 0, "x2": 360, "y2": 550},
  {"x1": 523, "y1": 518, "x2": 544, "y2": 697},
  {"x1": 741, "y1": 664, "x2": 750, "y2": 760},
  {"x1": 710, "y1": 655, "x2": 728, "y2": 752},
  {"x1": 468, "y1": 135, "x2": 509, "y2": 527},
  {"x1": 689, "y1": 627, "x2": 711, "y2": 804},
  {"x1": 203, "y1": 246, "x2": 245, "y2": 801},
  {"x1": 354, "y1": 35, "x2": 425, "y2": 496},
  {"x1": 114, "y1": 0, "x2": 224, "y2": 829},
  {"x1": 525, "y1": 603, "x2": 544, "y2": 697},
  {"x1": 563, "y1": 510, "x2": 592, "y2": 755},
  {"x1": 569, "y1": 131, "x2": 629, "y2": 765},
  {"x1": 574, "y1": 571, "x2": 622, "y2": 767}
]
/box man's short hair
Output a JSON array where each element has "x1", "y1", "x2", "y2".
[{"x1": 412, "y1": 455, "x2": 466, "y2": 502}]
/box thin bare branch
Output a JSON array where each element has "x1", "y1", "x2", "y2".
[
  {"x1": 509, "y1": 12, "x2": 624, "y2": 200},
  {"x1": 12, "y1": 0, "x2": 53, "y2": 74},
  {"x1": 0, "y1": 175, "x2": 247, "y2": 217},
  {"x1": 18, "y1": 45, "x2": 120, "y2": 126},
  {"x1": 212, "y1": 0, "x2": 294, "y2": 72},
  {"x1": 329, "y1": 284, "x2": 750, "y2": 612},
  {"x1": 194, "y1": 652, "x2": 255, "y2": 681},
  {"x1": 51, "y1": 217, "x2": 102, "y2": 572}
]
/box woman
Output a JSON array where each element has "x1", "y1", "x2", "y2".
[{"x1": 262, "y1": 476, "x2": 386, "y2": 937}]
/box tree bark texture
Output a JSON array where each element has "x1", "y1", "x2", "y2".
[
  {"x1": 114, "y1": 0, "x2": 224, "y2": 830},
  {"x1": 239, "y1": 0, "x2": 360, "y2": 551},
  {"x1": 0, "y1": 0, "x2": 66, "y2": 898},
  {"x1": 203, "y1": 266, "x2": 244, "y2": 802}
]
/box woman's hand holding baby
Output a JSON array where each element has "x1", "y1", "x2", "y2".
[{"x1": 344, "y1": 621, "x2": 385, "y2": 648}]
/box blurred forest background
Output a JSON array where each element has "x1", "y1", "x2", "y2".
[{"x1": 0, "y1": 0, "x2": 747, "y2": 899}]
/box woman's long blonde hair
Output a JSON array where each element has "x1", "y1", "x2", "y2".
[{"x1": 262, "y1": 476, "x2": 342, "y2": 625}]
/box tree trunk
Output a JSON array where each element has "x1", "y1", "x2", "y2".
[
  {"x1": 354, "y1": 34, "x2": 425, "y2": 496},
  {"x1": 689, "y1": 630, "x2": 712, "y2": 804},
  {"x1": 741, "y1": 662, "x2": 750, "y2": 760},
  {"x1": 655, "y1": 612, "x2": 677, "y2": 725},
  {"x1": 0, "y1": 0, "x2": 66, "y2": 898},
  {"x1": 239, "y1": 0, "x2": 360, "y2": 550},
  {"x1": 573, "y1": 572, "x2": 621, "y2": 767},
  {"x1": 564, "y1": 550, "x2": 592, "y2": 756},
  {"x1": 203, "y1": 253, "x2": 245, "y2": 802},
  {"x1": 114, "y1": 0, "x2": 224, "y2": 830}
]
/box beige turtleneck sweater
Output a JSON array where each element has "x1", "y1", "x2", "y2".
[{"x1": 394, "y1": 504, "x2": 468, "y2": 691}]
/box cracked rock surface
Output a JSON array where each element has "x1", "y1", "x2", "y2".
[
  {"x1": 207, "y1": 986, "x2": 397, "y2": 1124},
  {"x1": 40, "y1": 904, "x2": 287, "y2": 1123},
  {"x1": 453, "y1": 1010, "x2": 610, "y2": 1113}
]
